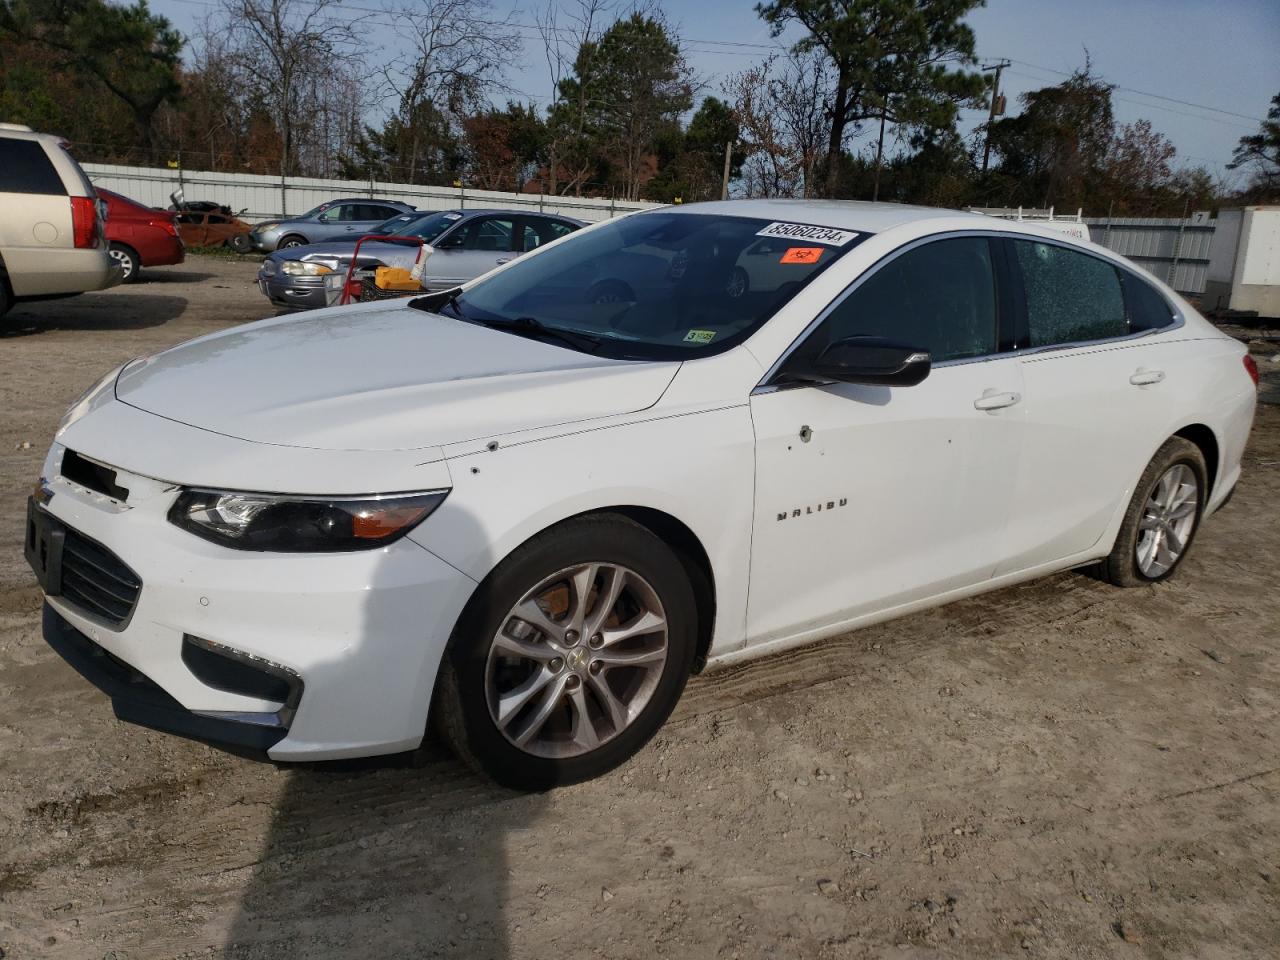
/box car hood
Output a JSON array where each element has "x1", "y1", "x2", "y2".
[
  {"x1": 115, "y1": 302, "x2": 679, "y2": 453},
  {"x1": 270, "y1": 239, "x2": 363, "y2": 261}
]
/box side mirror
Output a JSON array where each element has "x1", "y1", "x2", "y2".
[{"x1": 800, "y1": 335, "x2": 932, "y2": 387}]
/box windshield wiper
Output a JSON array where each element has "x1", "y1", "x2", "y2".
[
  {"x1": 409, "y1": 286, "x2": 465, "y2": 317},
  {"x1": 475, "y1": 316, "x2": 602, "y2": 353}
]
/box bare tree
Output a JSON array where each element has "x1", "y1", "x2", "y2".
[
  {"x1": 381, "y1": 0, "x2": 522, "y2": 182},
  {"x1": 219, "y1": 0, "x2": 360, "y2": 175},
  {"x1": 727, "y1": 51, "x2": 831, "y2": 198},
  {"x1": 538, "y1": 0, "x2": 613, "y2": 196}
]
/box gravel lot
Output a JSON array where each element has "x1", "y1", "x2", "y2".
[{"x1": 1, "y1": 256, "x2": 1277, "y2": 959}]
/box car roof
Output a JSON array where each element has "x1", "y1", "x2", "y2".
[{"x1": 662, "y1": 198, "x2": 990, "y2": 234}]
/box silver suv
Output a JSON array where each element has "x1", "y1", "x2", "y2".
[
  {"x1": 248, "y1": 198, "x2": 417, "y2": 252},
  {"x1": 0, "y1": 123, "x2": 119, "y2": 317}
]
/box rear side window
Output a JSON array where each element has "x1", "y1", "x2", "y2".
[
  {"x1": 802, "y1": 236, "x2": 998, "y2": 363},
  {"x1": 1013, "y1": 240, "x2": 1126, "y2": 346},
  {"x1": 0, "y1": 139, "x2": 66, "y2": 195},
  {"x1": 522, "y1": 218, "x2": 577, "y2": 250},
  {"x1": 1123, "y1": 273, "x2": 1176, "y2": 331}
]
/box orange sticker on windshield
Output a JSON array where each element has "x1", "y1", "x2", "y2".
[{"x1": 780, "y1": 247, "x2": 824, "y2": 264}]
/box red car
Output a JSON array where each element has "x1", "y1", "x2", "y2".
[{"x1": 98, "y1": 188, "x2": 184, "y2": 283}]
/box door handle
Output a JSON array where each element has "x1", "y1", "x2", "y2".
[
  {"x1": 973, "y1": 390, "x2": 1021, "y2": 411},
  {"x1": 1129, "y1": 369, "x2": 1166, "y2": 386},
  {"x1": 495, "y1": 257, "x2": 512, "y2": 265}
]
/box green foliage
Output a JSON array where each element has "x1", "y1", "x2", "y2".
[
  {"x1": 0, "y1": 0, "x2": 183, "y2": 146},
  {"x1": 1228, "y1": 92, "x2": 1280, "y2": 199},
  {"x1": 756, "y1": 0, "x2": 985, "y2": 196}
]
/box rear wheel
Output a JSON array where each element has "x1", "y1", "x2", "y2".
[
  {"x1": 229, "y1": 233, "x2": 253, "y2": 254},
  {"x1": 0, "y1": 262, "x2": 11, "y2": 317},
  {"x1": 1102, "y1": 437, "x2": 1207, "y2": 586},
  {"x1": 436, "y1": 514, "x2": 697, "y2": 790},
  {"x1": 109, "y1": 243, "x2": 140, "y2": 283}
]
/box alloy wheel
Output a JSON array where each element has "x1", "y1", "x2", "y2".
[
  {"x1": 485, "y1": 562, "x2": 669, "y2": 759},
  {"x1": 1136, "y1": 463, "x2": 1198, "y2": 577}
]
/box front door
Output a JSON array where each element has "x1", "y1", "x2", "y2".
[{"x1": 747, "y1": 236, "x2": 1024, "y2": 645}]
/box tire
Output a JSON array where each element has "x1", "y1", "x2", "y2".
[
  {"x1": 229, "y1": 233, "x2": 253, "y2": 254},
  {"x1": 585, "y1": 278, "x2": 635, "y2": 304},
  {"x1": 277, "y1": 234, "x2": 308, "y2": 250},
  {"x1": 725, "y1": 266, "x2": 749, "y2": 299},
  {"x1": 0, "y1": 262, "x2": 11, "y2": 317},
  {"x1": 109, "y1": 242, "x2": 140, "y2": 283},
  {"x1": 436, "y1": 514, "x2": 698, "y2": 790},
  {"x1": 1101, "y1": 437, "x2": 1207, "y2": 587}
]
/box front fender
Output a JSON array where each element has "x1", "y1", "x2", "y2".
[{"x1": 410, "y1": 406, "x2": 756, "y2": 657}]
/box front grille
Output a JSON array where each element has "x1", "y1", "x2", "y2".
[{"x1": 59, "y1": 528, "x2": 142, "y2": 627}]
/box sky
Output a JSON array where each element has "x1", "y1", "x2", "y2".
[{"x1": 150, "y1": 0, "x2": 1280, "y2": 186}]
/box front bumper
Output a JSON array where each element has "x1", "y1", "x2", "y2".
[
  {"x1": 43, "y1": 604, "x2": 288, "y2": 759},
  {"x1": 257, "y1": 272, "x2": 334, "y2": 309},
  {"x1": 29, "y1": 458, "x2": 475, "y2": 762}
]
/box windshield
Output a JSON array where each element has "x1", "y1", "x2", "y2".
[
  {"x1": 449, "y1": 212, "x2": 864, "y2": 360},
  {"x1": 298, "y1": 202, "x2": 333, "y2": 220},
  {"x1": 386, "y1": 211, "x2": 462, "y2": 243}
]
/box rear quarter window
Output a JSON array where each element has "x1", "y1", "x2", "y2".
[
  {"x1": 1122, "y1": 272, "x2": 1177, "y2": 331},
  {"x1": 0, "y1": 138, "x2": 67, "y2": 195}
]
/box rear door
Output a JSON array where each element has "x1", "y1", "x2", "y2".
[
  {"x1": 994, "y1": 237, "x2": 1184, "y2": 574},
  {"x1": 0, "y1": 137, "x2": 73, "y2": 295}
]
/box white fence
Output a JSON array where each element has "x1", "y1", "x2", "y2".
[{"x1": 82, "y1": 163, "x2": 659, "y2": 224}]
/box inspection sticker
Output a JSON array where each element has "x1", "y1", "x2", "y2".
[
  {"x1": 756, "y1": 222, "x2": 859, "y2": 246},
  {"x1": 684, "y1": 329, "x2": 717, "y2": 344}
]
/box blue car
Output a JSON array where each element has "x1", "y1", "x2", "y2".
[{"x1": 248, "y1": 198, "x2": 417, "y2": 252}]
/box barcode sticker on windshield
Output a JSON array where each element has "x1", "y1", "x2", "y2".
[{"x1": 756, "y1": 222, "x2": 859, "y2": 246}]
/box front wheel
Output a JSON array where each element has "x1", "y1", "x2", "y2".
[
  {"x1": 109, "y1": 242, "x2": 140, "y2": 283},
  {"x1": 1102, "y1": 437, "x2": 1207, "y2": 586},
  {"x1": 277, "y1": 235, "x2": 307, "y2": 250},
  {"x1": 436, "y1": 514, "x2": 697, "y2": 790}
]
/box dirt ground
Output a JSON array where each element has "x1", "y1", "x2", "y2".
[{"x1": 1, "y1": 256, "x2": 1277, "y2": 960}]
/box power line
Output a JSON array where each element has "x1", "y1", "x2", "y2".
[{"x1": 995, "y1": 56, "x2": 1266, "y2": 124}]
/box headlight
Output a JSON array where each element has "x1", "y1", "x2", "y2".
[
  {"x1": 252, "y1": 221, "x2": 280, "y2": 234},
  {"x1": 57, "y1": 362, "x2": 128, "y2": 435},
  {"x1": 168, "y1": 489, "x2": 449, "y2": 552},
  {"x1": 281, "y1": 260, "x2": 334, "y2": 276}
]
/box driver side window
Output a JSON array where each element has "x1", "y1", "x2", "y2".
[{"x1": 801, "y1": 237, "x2": 998, "y2": 364}]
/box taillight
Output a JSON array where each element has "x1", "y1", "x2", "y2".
[
  {"x1": 148, "y1": 218, "x2": 178, "y2": 238},
  {"x1": 1243, "y1": 354, "x2": 1259, "y2": 386},
  {"x1": 70, "y1": 196, "x2": 98, "y2": 249}
]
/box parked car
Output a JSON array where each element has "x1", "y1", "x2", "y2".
[
  {"x1": 257, "y1": 208, "x2": 583, "y2": 309},
  {"x1": 248, "y1": 198, "x2": 417, "y2": 252},
  {"x1": 0, "y1": 122, "x2": 117, "y2": 317},
  {"x1": 27, "y1": 201, "x2": 1258, "y2": 791},
  {"x1": 97, "y1": 188, "x2": 184, "y2": 282},
  {"x1": 169, "y1": 194, "x2": 255, "y2": 252}
]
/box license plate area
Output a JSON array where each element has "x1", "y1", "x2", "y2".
[{"x1": 25, "y1": 498, "x2": 65, "y2": 596}]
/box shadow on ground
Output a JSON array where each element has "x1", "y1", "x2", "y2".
[
  {"x1": 1, "y1": 294, "x2": 187, "y2": 336},
  {"x1": 220, "y1": 741, "x2": 538, "y2": 959}
]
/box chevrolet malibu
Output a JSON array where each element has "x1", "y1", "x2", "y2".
[{"x1": 26, "y1": 200, "x2": 1258, "y2": 789}]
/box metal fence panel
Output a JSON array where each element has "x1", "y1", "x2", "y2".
[
  {"x1": 1085, "y1": 217, "x2": 1216, "y2": 296},
  {"x1": 82, "y1": 163, "x2": 660, "y2": 224}
]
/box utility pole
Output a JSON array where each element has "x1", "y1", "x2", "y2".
[
  {"x1": 720, "y1": 140, "x2": 733, "y2": 200},
  {"x1": 981, "y1": 60, "x2": 1010, "y2": 173}
]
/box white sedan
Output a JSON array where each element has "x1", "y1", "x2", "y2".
[{"x1": 27, "y1": 200, "x2": 1258, "y2": 789}]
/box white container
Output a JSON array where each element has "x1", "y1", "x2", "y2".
[{"x1": 1203, "y1": 205, "x2": 1280, "y2": 319}]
